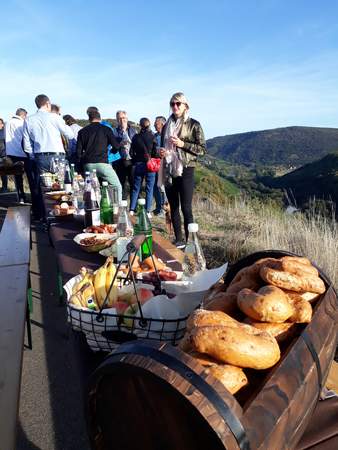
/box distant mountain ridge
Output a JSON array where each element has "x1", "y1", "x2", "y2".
[
  {"x1": 207, "y1": 126, "x2": 338, "y2": 166},
  {"x1": 264, "y1": 151, "x2": 338, "y2": 207}
]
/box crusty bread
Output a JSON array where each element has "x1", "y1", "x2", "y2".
[
  {"x1": 204, "y1": 364, "x2": 248, "y2": 394},
  {"x1": 244, "y1": 318, "x2": 296, "y2": 343},
  {"x1": 237, "y1": 286, "x2": 293, "y2": 323},
  {"x1": 186, "y1": 309, "x2": 238, "y2": 332},
  {"x1": 260, "y1": 266, "x2": 325, "y2": 294},
  {"x1": 204, "y1": 292, "x2": 238, "y2": 315},
  {"x1": 191, "y1": 324, "x2": 281, "y2": 370}
]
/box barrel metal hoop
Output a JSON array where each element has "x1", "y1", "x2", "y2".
[
  {"x1": 115, "y1": 344, "x2": 251, "y2": 450},
  {"x1": 301, "y1": 330, "x2": 323, "y2": 395}
]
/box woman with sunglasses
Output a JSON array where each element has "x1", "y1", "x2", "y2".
[{"x1": 159, "y1": 92, "x2": 206, "y2": 246}]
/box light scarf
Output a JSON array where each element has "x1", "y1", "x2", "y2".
[{"x1": 158, "y1": 114, "x2": 189, "y2": 186}]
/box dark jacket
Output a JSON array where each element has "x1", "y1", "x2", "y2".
[
  {"x1": 76, "y1": 122, "x2": 119, "y2": 164},
  {"x1": 161, "y1": 116, "x2": 206, "y2": 167},
  {"x1": 130, "y1": 129, "x2": 157, "y2": 164}
]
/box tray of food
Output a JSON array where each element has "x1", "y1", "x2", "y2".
[
  {"x1": 74, "y1": 233, "x2": 116, "y2": 253},
  {"x1": 50, "y1": 203, "x2": 76, "y2": 216},
  {"x1": 83, "y1": 224, "x2": 117, "y2": 234},
  {"x1": 45, "y1": 190, "x2": 67, "y2": 201}
]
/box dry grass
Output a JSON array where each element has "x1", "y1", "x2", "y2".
[{"x1": 192, "y1": 195, "x2": 338, "y2": 288}]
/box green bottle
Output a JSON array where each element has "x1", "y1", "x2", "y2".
[
  {"x1": 134, "y1": 198, "x2": 152, "y2": 259},
  {"x1": 100, "y1": 182, "x2": 113, "y2": 224}
]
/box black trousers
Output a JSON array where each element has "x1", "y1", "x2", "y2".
[
  {"x1": 165, "y1": 167, "x2": 194, "y2": 242},
  {"x1": 9, "y1": 156, "x2": 35, "y2": 202},
  {"x1": 112, "y1": 159, "x2": 133, "y2": 201}
]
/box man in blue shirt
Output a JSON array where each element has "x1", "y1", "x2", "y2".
[{"x1": 23, "y1": 94, "x2": 74, "y2": 218}]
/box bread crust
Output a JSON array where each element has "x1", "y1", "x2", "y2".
[
  {"x1": 204, "y1": 292, "x2": 238, "y2": 315},
  {"x1": 186, "y1": 309, "x2": 238, "y2": 332},
  {"x1": 191, "y1": 324, "x2": 281, "y2": 370},
  {"x1": 204, "y1": 364, "x2": 248, "y2": 394},
  {"x1": 287, "y1": 296, "x2": 313, "y2": 323},
  {"x1": 237, "y1": 286, "x2": 293, "y2": 322},
  {"x1": 260, "y1": 266, "x2": 325, "y2": 294},
  {"x1": 244, "y1": 319, "x2": 296, "y2": 343}
]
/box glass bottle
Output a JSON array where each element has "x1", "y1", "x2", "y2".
[
  {"x1": 116, "y1": 200, "x2": 133, "y2": 238},
  {"x1": 83, "y1": 174, "x2": 100, "y2": 227},
  {"x1": 64, "y1": 163, "x2": 72, "y2": 193},
  {"x1": 182, "y1": 223, "x2": 206, "y2": 278},
  {"x1": 91, "y1": 169, "x2": 101, "y2": 204},
  {"x1": 134, "y1": 198, "x2": 152, "y2": 260},
  {"x1": 100, "y1": 181, "x2": 113, "y2": 224},
  {"x1": 116, "y1": 200, "x2": 134, "y2": 262}
]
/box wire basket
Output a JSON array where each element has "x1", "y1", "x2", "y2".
[
  {"x1": 67, "y1": 304, "x2": 187, "y2": 352},
  {"x1": 65, "y1": 234, "x2": 188, "y2": 352}
]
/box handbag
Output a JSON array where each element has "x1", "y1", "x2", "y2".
[{"x1": 146, "y1": 158, "x2": 161, "y2": 172}]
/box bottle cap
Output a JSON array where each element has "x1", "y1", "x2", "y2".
[
  {"x1": 71, "y1": 163, "x2": 75, "y2": 167},
  {"x1": 138, "y1": 198, "x2": 146, "y2": 205},
  {"x1": 188, "y1": 223, "x2": 199, "y2": 232},
  {"x1": 102, "y1": 181, "x2": 108, "y2": 186},
  {"x1": 85, "y1": 171, "x2": 90, "y2": 175},
  {"x1": 120, "y1": 200, "x2": 128, "y2": 207}
]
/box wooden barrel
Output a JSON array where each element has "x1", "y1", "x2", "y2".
[{"x1": 86, "y1": 251, "x2": 338, "y2": 450}]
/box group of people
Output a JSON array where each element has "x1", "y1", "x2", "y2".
[{"x1": 0, "y1": 92, "x2": 206, "y2": 246}]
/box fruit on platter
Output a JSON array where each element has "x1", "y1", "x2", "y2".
[{"x1": 68, "y1": 258, "x2": 154, "y2": 314}]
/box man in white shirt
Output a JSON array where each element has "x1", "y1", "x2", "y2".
[
  {"x1": 5, "y1": 108, "x2": 35, "y2": 203},
  {"x1": 23, "y1": 94, "x2": 74, "y2": 218}
]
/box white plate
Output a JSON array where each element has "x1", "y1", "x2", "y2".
[{"x1": 73, "y1": 232, "x2": 116, "y2": 245}]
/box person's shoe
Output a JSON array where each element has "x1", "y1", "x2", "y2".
[
  {"x1": 129, "y1": 210, "x2": 134, "y2": 216},
  {"x1": 175, "y1": 240, "x2": 186, "y2": 249},
  {"x1": 147, "y1": 212, "x2": 152, "y2": 219},
  {"x1": 0, "y1": 187, "x2": 8, "y2": 193},
  {"x1": 153, "y1": 209, "x2": 165, "y2": 217}
]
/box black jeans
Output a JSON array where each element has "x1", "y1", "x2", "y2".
[
  {"x1": 112, "y1": 159, "x2": 134, "y2": 201},
  {"x1": 165, "y1": 167, "x2": 194, "y2": 242},
  {"x1": 9, "y1": 156, "x2": 35, "y2": 202}
]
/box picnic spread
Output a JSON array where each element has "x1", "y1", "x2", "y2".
[{"x1": 42, "y1": 187, "x2": 338, "y2": 450}]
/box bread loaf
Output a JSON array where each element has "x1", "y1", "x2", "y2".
[
  {"x1": 237, "y1": 286, "x2": 293, "y2": 323},
  {"x1": 204, "y1": 364, "x2": 248, "y2": 394},
  {"x1": 260, "y1": 266, "x2": 325, "y2": 294},
  {"x1": 191, "y1": 324, "x2": 281, "y2": 370}
]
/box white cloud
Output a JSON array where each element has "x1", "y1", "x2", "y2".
[{"x1": 1, "y1": 52, "x2": 338, "y2": 138}]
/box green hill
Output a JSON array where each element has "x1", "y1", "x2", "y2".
[
  {"x1": 207, "y1": 126, "x2": 338, "y2": 166},
  {"x1": 194, "y1": 164, "x2": 239, "y2": 203},
  {"x1": 265, "y1": 151, "x2": 338, "y2": 207}
]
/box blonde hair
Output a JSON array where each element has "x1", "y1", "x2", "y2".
[{"x1": 170, "y1": 92, "x2": 189, "y2": 110}]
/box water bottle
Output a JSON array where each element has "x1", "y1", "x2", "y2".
[
  {"x1": 182, "y1": 223, "x2": 206, "y2": 278},
  {"x1": 64, "y1": 163, "x2": 72, "y2": 193},
  {"x1": 100, "y1": 182, "x2": 113, "y2": 224},
  {"x1": 83, "y1": 174, "x2": 100, "y2": 227},
  {"x1": 134, "y1": 198, "x2": 152, "y2": 260},
  {"x1": 91, "y1": 169, "x2": 101, "y2": 204},
  {"x1": 116, "y1": 200, "x2": 133, "y2": 262},
  {"x1": 116, "y1": 200, "x2": 133, "y2": 238},
  {"x1": 107, "y1": 185, "x2": 119, "y2": 224},
  {"x1": 70, "y1": 163, "x2": 75, "y2": 181}
]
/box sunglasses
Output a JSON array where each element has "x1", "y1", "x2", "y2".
[{"x1": 170, "y1": 101, "x2": 182, "y2": 107}]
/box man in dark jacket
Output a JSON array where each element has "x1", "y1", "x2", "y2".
[{"x1": 76, "y1": 110, "x2": 122, "y2": 201}]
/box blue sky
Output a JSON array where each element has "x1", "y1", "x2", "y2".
[{"x1": 1, "y1": 0, "x2": 338, "y2": 138}]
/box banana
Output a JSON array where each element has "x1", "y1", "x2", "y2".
[
  {"x1": 72, "y1": 267, "x2": 94, "y2": 294},
  {"x1": 94, "y1": 258, "x2": 110, "y2": 308},
  {"x1": 69, "y1": 283, "x2": 97, "y2": 310},
  {"x1": 105, "y1": 257, "x2": 118, "y2": 308}
]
